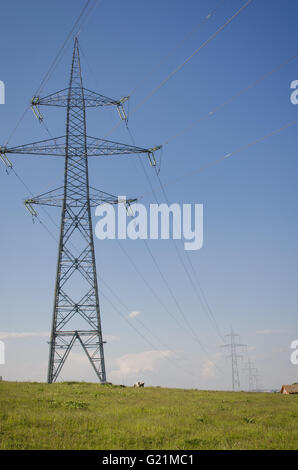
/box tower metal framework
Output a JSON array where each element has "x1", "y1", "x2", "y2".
[
  {"x1": 1, "y1": 38, "x2": 160, "y2": 383},
  {"x1": 244, "y1": 359, "x2": 259, "y2": 392},
  {"x1": 221, "y1": 329, "x2": 246, "y2": 391}
]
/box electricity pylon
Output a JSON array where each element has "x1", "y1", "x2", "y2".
[
  {"x1": 244, "y1": 359, "x2": 258, "y2": 392},
  {"x1": 0, "y1": 38, "x2": 160, "y2": 383},
  {"x1": 252, "y1": 368, "x2": 262, "y2": 392},
  {"x1": 221, "y1": 329, "x2": 246, "y2": 391}
]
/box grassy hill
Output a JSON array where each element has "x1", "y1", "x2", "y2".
[{"x1": 0, "y1": 381, "x2": 297, "y2": 450}]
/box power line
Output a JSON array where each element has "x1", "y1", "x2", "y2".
[
  {"x1": 116, "y1": 239, "x2": 206, "y2": 348},
  {"x1": 131, "y1": 0, "x2": 254, "y2": 116},
  {"x1": 9, "y1": 164, "x2": 63, "y2": 239},
  {"x1": 79, "y1": 0, "x2": 298, "y2": 351},
  {"x1": 79, "y1": 0, "x2": 226, "y2": 110},
  {"x1": 99, "y1": 287, "x2": 202, "y2": 384},
  {"x1": 128, "y1": 0, "x2": 227, "y2": 96},
  {"x1": 35, "y1": 0, "x2": 100, "y2": 96},
  {"x1": 126, "y1": 127, "x2": 223, "y2": 350},
  {"x1": 157, "y1": 117, "x2": 298, "y2": 190},
  {"x1": 8, "y1": 113, "x2": 296, "y2": 381},
  {"x1": 100, "y1": 278, "x2": 206, "y2": 382},
  {"x1": 8, "y1": 161, "x2": 222, "y2": 382},
  {"x1": 117, "y1": 237, "x2": 224, "y2": 375},
  {"x1": 102, "y1": 0, "x2": 254, "y2": 140},
  {"x1": 163, "y1": 50, "x2": 298, "y2": 145},
  {"x1": 142, "y1": 237, "x2": 207, "y2": 352},
  {"x1": 5, "y1": 0, "x2": 101, "y2": 147},
  {"x1": 82, "y1": 0, "x2": 262, "y2": 349},
  {"x1": 122, "y1": 128, "x2": 226, "y2": 377},
  {"x1": 6, "y1": 167, "x2": 59, "y2": 244},
  {"x1": 76, "y1": 0, "x2": 101, "y2": 37},
  {"x1": 3, "y1": 38, "x2": 166, "y2": 384},
  {"x1": 3, "y1": 93, "x2": 221, "y2": 380},
  {"x1": 4, "y1": 107, "x2": 30, "y2": 147},
  {"x1": 126, "y1": 125, "x2": 225, "y2": 344},
  {"x1": 155, "y1": 170, "x2": 225, "y2": 342},
  {"x1": 2, "y1": 0, "x2": 292, "y2": 386},
  {"x1": 9, "y1": 158, "x2": 200, "y2": 381}
]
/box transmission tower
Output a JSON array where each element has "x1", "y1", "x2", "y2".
[
  {"x1": 221, "y1": 329, "x2": 246, "y2": 391},
  {"x1": 244, "y1": 359, "x2": 259, "y2": 392},
  {"x1": 1, "y1": 38, "x2": 160, "y2": 383},
  {"x1": 254, "y1": 369, "x2": 263, "y2": 392}
]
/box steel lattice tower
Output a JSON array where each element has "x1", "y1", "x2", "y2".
[
  {"x1": 244, "y1": 359, "x2": 258, "y2": 392},
  {"x1": 221, "y1": 329, "x2": 246, "y2": 391},
  {"x1": 1, "y1": 38, "x2": 160, "y2": 383}
]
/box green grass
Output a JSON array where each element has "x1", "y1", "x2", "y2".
[{"x1": 0, "y1": 381, "x2": 297, "y2": 450}]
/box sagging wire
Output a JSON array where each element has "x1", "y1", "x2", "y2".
[
  {"x1": 5, "y1": 0, "x2": 101, "y2": 148},
  {"x1": 123, "y1": 127, "x2": 225, "y2": 367}
]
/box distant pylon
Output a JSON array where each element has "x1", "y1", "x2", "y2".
[
  {"x1": 221, "y1": 328, "x2": 246, "y2": 391},
  {"x1": 254, "y1": 370, "x2": 262, "y2": 392},
  {"x1": 244, "y1": 359, "x2": 258, "y2": 392},
  {"x1": 1, "y1": 38, "x2": 161, "y2": 383}
]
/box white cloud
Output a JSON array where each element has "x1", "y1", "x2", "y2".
[
  {"x1": 128, "y1": 311, "x2": 140, "y2": 319},
  {"x1": 109, "y1": 349, "x2": 173, "y2": 380},
  {"x1": 201, "y1": 359, "x2": 216, "y2": 378},
  {"x1": 0, "y1": 331, "x2": 49, "y2": 340}
]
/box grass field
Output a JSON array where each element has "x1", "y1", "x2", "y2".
[{"x1": 0, "y1": 381, "x2": 297, "y2": 450}]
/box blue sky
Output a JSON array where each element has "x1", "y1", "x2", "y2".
[{"x1": 0, "y1": 0, "x2": 297, "y2": 390}]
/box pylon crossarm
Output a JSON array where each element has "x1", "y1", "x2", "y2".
[
  {"x1": 89, "y1": 187, "x2": 136, "y2": 207},
  {"x1": 87, "y1": 135, "x2": 150, "y2": 156},
  {"x1": 2, "y1": 136, "x2": 66, "y2": 156},
  {"x1": 32, "y1": 88, "x2": 125, "y2": 108},
  {"x1": 89, "y1": 195, "x2": 137, "y2": 208},
  {"x1": 32, "y1": 89, "x2": 69, "y2": 108},
  {"x1": 23, "y1": 184, "x2": 137, "y2": 208},
  {"x1": 2, "y1": 137, "x2": 161, "y2": 165},
  {"x1": 83, "y1": 88, "x2": 127, "y2": 108},
  {"x1": 87, "y1": 136, "x2": 161, "y2": 165},
  {"x1": 24, "y1": 187, "x2": 64, "y2": 207}
]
